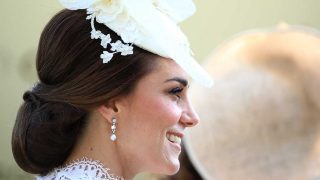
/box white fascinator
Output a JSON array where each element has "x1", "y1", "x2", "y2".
[{"x1": 58, "y1": 0, "x2": 213, "y2": 87}]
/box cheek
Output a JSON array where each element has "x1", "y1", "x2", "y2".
[
  {"x1": 120, "y1": 95, "x2": 181, "y2": 146},
  {"x1": 140, "y1": 96, "x2": 182, "y2": 126},
  {"x1": 120, "y1": 92, "x2": 183, "y2": 173}
]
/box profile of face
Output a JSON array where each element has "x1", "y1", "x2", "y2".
[{"x1": 115, "y1": 57, "x2": 199, "y2": 175}]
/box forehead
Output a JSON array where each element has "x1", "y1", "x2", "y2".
[
  {"x1": 147, "y1": 57, "x2": 188, "y2": 82},
  {"x1": 131, "y1": 57, "x2": 188, "y2": 92}
]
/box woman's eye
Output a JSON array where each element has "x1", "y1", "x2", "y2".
[{"x1": 169, "y1": 87, "x2": 183, "y2": 99}]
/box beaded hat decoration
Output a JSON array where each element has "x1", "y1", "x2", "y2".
[{"x1": 58, "y1": 0, "x2": 213, "y2": 87}]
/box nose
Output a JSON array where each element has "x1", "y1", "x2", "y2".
[{"x1": 179, "y1": 101, "x2": 200, "y2": 127}]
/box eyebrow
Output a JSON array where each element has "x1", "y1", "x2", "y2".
[{"x1": 164, "y1": 77, "x2": 189, "y2": 87}]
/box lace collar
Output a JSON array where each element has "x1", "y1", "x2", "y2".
[{"x1": 36, "y1": 157, "x2": 124, "y2": 180}]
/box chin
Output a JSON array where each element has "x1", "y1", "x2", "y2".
[
  {"x1": 152, "y1": 158, "x2": 181, "y2": 175},
  {"x1": 164, "y1": 158, "x2": 181, "y2": 175}
]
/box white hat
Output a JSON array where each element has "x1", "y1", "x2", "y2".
[{"x1": 58, "y1": 0, "x2": 213, "y2": 87}]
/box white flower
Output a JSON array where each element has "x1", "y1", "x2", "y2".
[
  {"x1": 110, "y1": 40, "x2": 133, "y2": 55},
  {"x1": 91, "y1": 0, "x2": 126, "y2": 23},
  {"x1": 100, "y1": 51, "x2": 114, "y2": 63},
  {"x1": 110, "y1": 40, "x2": 122, "y2": 51},
  {"x1": 119, "y1": 45, "x2": 133, "y2": 55},
  {"x1": 100, "y1": 34, "x2": 111, "y2": 48},
  {"x1": 91, "y1": 30, "x2": 102, "y2": 39}
]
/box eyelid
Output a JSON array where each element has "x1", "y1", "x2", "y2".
[
  {"x1": 170, "y1": 87, "x2": 182, "y2": 92},
  {"x1": 169, "y1": 86, "x2": 184, "y2": 98}
]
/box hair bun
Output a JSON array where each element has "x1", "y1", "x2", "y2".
[{"x1": 12, "y1": 97, "x2": 88, "y2": 175}]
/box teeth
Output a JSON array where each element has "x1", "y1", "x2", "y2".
[{"x1": 166, "y1": 134, "x2": 181, "y2": 144}]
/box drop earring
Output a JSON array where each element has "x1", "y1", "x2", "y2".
[{"x1": 110, "y1": 117, "x2": 117, "y2": 141}]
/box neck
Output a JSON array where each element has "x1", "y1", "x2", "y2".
[{"x1": 65, "y1": 112, "x2": 136, "y2": 180}]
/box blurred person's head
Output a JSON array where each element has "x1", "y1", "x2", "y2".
[{"x1": 178, "y1": 25, "x2": 320, "y2": 180}]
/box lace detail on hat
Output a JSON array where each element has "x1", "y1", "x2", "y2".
[
  {"x1": 36, "y1": 157, "x2": 124, "y2": 180},
  {"x1": 86, "y1": 10, "x2": 134, "y2": 64}
]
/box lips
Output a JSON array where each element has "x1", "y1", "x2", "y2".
[{"x1": 166, "y1": 131, "x2": 183, "y2": 145}]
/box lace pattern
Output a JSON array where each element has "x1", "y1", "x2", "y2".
[{"x1": 36, "y1": 157, "x2": 124, "y2": 180}]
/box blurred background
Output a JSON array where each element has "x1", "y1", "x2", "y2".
[{"x1": 1, "y1": 0, "x2": 320, "y2": 179}]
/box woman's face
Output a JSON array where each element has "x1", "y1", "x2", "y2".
[{"x1": 116, "y1": 58, "x2": 199, "y2": 175}]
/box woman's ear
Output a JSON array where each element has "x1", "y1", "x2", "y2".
[
  {"x1": 97, "y1": 96, "x2": 127, "y2": 123},
  {"x1": 97, "y1": 100, "x2": 118, "y2": 124}
]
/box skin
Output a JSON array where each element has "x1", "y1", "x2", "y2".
[{"x1": 67, "y1": 57, "x2": 199, "y2": 179}]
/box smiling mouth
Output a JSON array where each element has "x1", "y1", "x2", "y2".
[{"x1": 166, "y1": 133, "x2": 182, "y2": 144}]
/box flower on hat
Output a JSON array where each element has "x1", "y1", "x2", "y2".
[
  {"x1": 100, "y1": 34, "x2": 112, "y2": 48},
  {"x1": 110, "y1": 40, "x2": 133, "y2": 55},
  {"x1": 89, "y1": 0, "x2": 126, "y2": 23},
  {"x1": 100, "y1": 51, "x2": 113, "y2": 63},
  {"x1": 90, "y1": 30, "x2": 102, "y2": 39}
]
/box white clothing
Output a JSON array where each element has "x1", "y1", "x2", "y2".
[{"x1": 36, "y1": 158, "x2": 124, "y2": 180}]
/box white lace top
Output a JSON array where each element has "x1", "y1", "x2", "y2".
[{"x1": 36, "y1": 158, "x2": 124, "y2": 180}]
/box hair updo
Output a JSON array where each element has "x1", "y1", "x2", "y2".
[{"x1": 12, "y1": 9, "x2": 157, "y2": 175}]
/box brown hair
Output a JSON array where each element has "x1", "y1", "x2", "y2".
[{"x1": 12, "y1": 9, "x2": 157, "y2": 175}]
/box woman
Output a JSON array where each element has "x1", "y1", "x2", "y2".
[{"x1": 11, "y1": 0, "x2": 212, "y2": 179}]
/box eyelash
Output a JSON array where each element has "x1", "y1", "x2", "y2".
[{"x1": 169, "y1": 87, "x2": 183, "y2": 99}]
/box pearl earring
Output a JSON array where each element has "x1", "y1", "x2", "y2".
[{"x1": 110, "y1": 117, "x2": 117, "y2": 141}]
